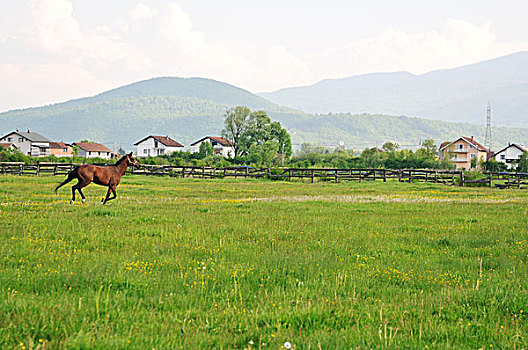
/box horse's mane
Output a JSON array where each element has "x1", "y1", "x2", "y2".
[{"x1": 115, "y1": 155, "x2": 128, "y2": 165}]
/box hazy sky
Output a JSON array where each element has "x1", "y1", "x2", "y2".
[{"x1": 1, "y1": 0, "x2": 527, "y2": 112}]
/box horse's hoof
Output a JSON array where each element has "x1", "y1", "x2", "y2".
[
  {"x1": 70, "y1": 200, "x2": 74, "y2": 204},
  {"x1": 82, "y1": 199, "x2": 86, "y2": 204}
]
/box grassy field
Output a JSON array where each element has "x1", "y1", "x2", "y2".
[{"x1": 0, "y1": 175, "x2": 527, "y2": 349}]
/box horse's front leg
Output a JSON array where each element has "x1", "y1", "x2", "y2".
[
  {"x1": 105, "y1": 185, "x2": 118, "y2": 203},
  {"x1": 102, "y1": 186, "x2": 112, "y2": 204}
]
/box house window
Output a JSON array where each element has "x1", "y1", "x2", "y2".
[
  {"x1": 500, "y1": 155, "x2": 506, "y2": 160},
  {"x1": 470, "y1": 154, "x2": 475, "y2": 159},
  {"x1": 63, "y1": 148, "x2": 67, "y2": 152},
  {"x1": 98, "y1": 152, "x2": 101, "y2": 156},
  {"x1": 457, "y1": 144, "x2": 464, "y2": 149},
  {"x1": 144, "y1": 149, "x2": 148, "y2": 154},
  {"x1": 88, "y1": 151, "x2": 91, "y2": 155},
  {"x1": 7, "y1": 137, "x2": 12, "y2": 142},
  {"x1": 154, "y1": 141, "x2": 158, "y2": 148},
  {"x1": 18, "y1": 138, "x2": 24, "y2": 142}
]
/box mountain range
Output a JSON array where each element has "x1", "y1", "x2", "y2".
[
  {"x1": 261, "y1": 51, "x2": 528, "y2": 127},
  {"x1": 0, "y1": 52, "x2": 527, "y2": 152}
]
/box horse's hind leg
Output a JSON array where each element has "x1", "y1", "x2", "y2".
[
  {"x1": 70, "y1": 186, "x2": 76, "y2": 204},
  {"x1": 78, "y1": 188, "x2": 86, "y2": 203},
  {"x1": 72, "y1": 181, "x2": 88, "y2": 204}
]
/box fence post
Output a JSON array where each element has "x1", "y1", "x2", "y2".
[
  {"x1": 489, "y1": 172, "x2": 492, "y2": 188},
  {"x1": 311, "y1": 169, "x2": 315, "y2": 183},
  {"x1": 460, "y1": 172, "x2": 464, "y2": 187},
  {"x1": 383, "y1": 169, "x2": 387, "y2": 182},
  {"x1": 408, "y1": 170, "x2": 412, "y2": 183},
  {"x1": 335, "y1": 170, "x2": 338, "y2": 183}
]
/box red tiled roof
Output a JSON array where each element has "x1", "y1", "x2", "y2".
[
  {"x1": 133, "y1": 135, "x2": 184, "y2": 147},
  {"x1": 440, "y1": 136, "x2": 488, "y2": 152},
  {"x1": 151, "y1": 136, "x2": 184, "y2": 147},
  {"x1": 460, "y1": 136, "x2": 488, "y2": 152},
  {"x1": 209, "y1": 136, "x2": 233, "y2": 147},
  {"x1": 74, "y1": 142, "x2": 112, "y2": 152},
  {"x1": 190, "y1": 136, "x2": 233, "y2": 147},
  {"x1": 49, "y1": 142, "x2": 71, "y2": 149}
]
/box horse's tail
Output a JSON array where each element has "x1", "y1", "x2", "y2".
[{"x1": 55, "y1": 166, "x2": 79, "y2": 193}]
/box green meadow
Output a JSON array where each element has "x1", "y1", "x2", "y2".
[{"x1": 0, "y1": 175, "x2": 527, "y2": 349}]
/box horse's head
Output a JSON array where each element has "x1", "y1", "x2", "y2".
[{"x1": 126, "y1": 152, "x2": 141, "y2": 169}]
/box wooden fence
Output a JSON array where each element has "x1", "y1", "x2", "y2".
[{"x1": 1, "y1": 162, "x2": 527, "y2": 189}]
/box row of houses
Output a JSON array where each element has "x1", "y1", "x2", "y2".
[
  {"x1": 439, "y1": 136, "x2": 527, "y2": 170},
  {"x1": 1, "y1": 130, "x2": 525, "y2": 169},
  {"x1": 0, "y1": 130, "x2": 234, "y2": 159},
  {"x1": 0, "y1": 130, "x2": 114, "y2": 158},
  {"x1": 133, "y1": 135, "x2": 234, "y2": 158}
]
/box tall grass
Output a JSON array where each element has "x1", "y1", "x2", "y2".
[{"x1": 0, "y1": 175, "x2": 527, "y2": 348}]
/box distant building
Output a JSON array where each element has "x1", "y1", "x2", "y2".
[
  {"x1": 49, "y1": 142, "x2": 73, "y2": 157},
  {"x1": 494, "y1": 143, "x2": 527, "y2": 170},
  {"x1": 134, "y1": 135, "x2": 184, "y2": 158},
  {"x1": 73, "y1": 142, "x2": 113, "y2": 159},
  {"x1": 439, "y1": 136, "x2": 489, "y2": 170},
  {"x1": 0, "y1": 130, "x2": 50, "y2": 157},
  {"x1": 190, "y1": 136, "x2": 234, "y2": 158}
]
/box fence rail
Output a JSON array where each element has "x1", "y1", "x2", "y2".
[{"x1": 1, "y1": 162, "x2": 527, "y2": 189}]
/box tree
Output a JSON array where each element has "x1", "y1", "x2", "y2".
[
  {"x1": 419, "y1": 139, "x2": 437, "y2": 159},
  {"x1": 198, "y1": 141, "x2": 214, "y2": 158},
  {"x1": 270, "y1": 122, "x2": 292, "y2": 165},
  {"x1": 517, "y1": 152, "x2": 528, "y2": 173},
  {"x1": 222, "y1": 106, "x2": 292, "y2": 164},
  {"x1": 382, "y1": 141, "x2": 400, "y2": 152},
  {"x1": 221, "y1": 106, "x2": 251, "y2": 158}
]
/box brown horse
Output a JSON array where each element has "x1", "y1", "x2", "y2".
[{"x1": 55, "y1": 152, "x2": 141, "y2": 204}]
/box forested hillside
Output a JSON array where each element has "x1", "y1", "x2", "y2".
[{"x1": 1, "y1": 76, "x2": 527, "y2": 152}]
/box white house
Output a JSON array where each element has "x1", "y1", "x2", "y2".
[
  {"x1": 0, "y1": 130, "x2": 50, "y2": 157},
  {"x1": 494, "y1": 143, "x2": 527, "y2": 170},
  {"x1": 190, "y1": 136, "x2": 234, "y2": 158},
  {"x1": 73, "y1": 142, "x2": 114, "y2": 159},
  {"x1": 134, "y1": 135, "x2": 184, "y2": 158}
]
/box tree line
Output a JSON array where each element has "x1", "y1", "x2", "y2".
[{"x1": 2, "y1": 105, "x2": 527, "y2": 172}]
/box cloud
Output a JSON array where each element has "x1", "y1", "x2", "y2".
[
  {"x1": 1, "y1": 1, "x2": 528, "y2": 112},
  {"x1": 27, "y1": 0, "x2": 82, "y2": 51},
  {"x1": 159, "y1": 2, "x2": 204, "y2": 54},
  {"x1": 309, "y1": 18, "x2": 528, "y2": 80},
  {"x1": 130, "y1": 3, "x2": 155, "y2": 22}
]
